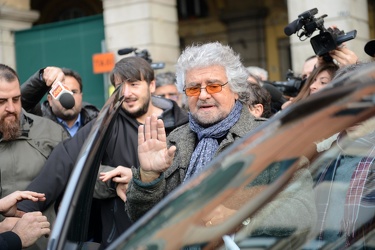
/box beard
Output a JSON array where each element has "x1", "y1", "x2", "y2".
[
  {"x1": 124, "y1": 100, "x2": 150, "y2": 118},
  {"x1": 0, "y1": 113, "x2": 21, "y2": 141},
  {"x1": 123, "y1": 94, "x2": 151, "y2": 119},
  {"x1": 52, "y1": 107, "x2": 80, "y2": 123},
  {"x1": 56, "y1": 111, "x2": 79, "y2": 121}
]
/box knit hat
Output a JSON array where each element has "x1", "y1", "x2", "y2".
[{"x1": 364, "y1": 40, "x2": 375, "y2": 57}]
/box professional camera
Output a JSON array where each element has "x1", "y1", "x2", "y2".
[
  {"x1": 272, "y1": 69, "x2": 304, "y2": 97},
  {"x1": 284, "y1": 8, "x2": 357, "y2": 62},
  {"x1": 117, "y1": 47, "x2": 165, "y2": 70}
]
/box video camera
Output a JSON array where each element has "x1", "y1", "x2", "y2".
[
  {"x1": 272, "y1": 69, "x2": 304, "y2": 97},
  {"x1": 117, "y1": 47, "x2": 165, "y2": 70},
  {"x1": 284, "y1": 8, "x2": 357, "y2": 62}
]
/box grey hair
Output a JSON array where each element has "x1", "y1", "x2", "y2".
[
  {"x1": 246, "y1": 66, "x2": 269, "y2": 81},
  {"x1": 155, "y1": 71, "x2": 176, "y2": 88},
  {"x1": 175, "y1": 42, "x2": 249, "y2": 95}
]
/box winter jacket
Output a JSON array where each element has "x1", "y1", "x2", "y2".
[{"x1": 1, "y1": 110, "x2": 69, "y2": 249}]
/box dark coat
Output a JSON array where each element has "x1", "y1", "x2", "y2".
[{"x1": 0, "y1": 231, "x2": 22, "y2": 250}]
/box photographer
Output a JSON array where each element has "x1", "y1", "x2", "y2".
[
  {"x1": 280, "y1": 7, "x2": 359, "y2": 109},
  {"x1": 281, "y1": 62, "x2": 339, "y2": 110}
]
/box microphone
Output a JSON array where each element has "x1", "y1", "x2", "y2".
[
  {"x1": 49, "y1": 81, "x2": 75, "y2": 109},
  {"x1": 118, "y1": 48, "x2": 136, "y2": 55},
  {"x1": 284, "y1": 19, "x2": 303, "y2": 36}
]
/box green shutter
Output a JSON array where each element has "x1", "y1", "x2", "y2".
[{"x1": 15, "y1": 14, "x2": 106, "y2": 108}]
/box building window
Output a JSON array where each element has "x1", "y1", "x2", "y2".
[{"x1": 177, "y1": 0, "x2": 208, "y2": 20}]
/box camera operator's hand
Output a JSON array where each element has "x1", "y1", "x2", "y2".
[{"x1": 329, "y1": 46, "x2": 358, "y2": 67}]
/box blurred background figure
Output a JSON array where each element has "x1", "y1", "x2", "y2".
[
  {"x1": 239, "y1": 82, "x2": 272, "y2": 119},
  {"x1": 246, "y1": 66, "x2": 268, "y2": 82},
  {"x1": 154, "y1": 71, "x2": 183, "y2": 108},
  {"x1": 246, "y1": 66, "x2": 286, "y2": 114}
]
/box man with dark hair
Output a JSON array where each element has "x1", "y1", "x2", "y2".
[
  {"x1": 21, "y1": 67, "x2": 99, "y2": 136},
  {"x1": 17, "y1": 57, "x2": 189, "y2": 247},
  {"x1": 239, "y1": 82, "x2": 272, "y2": 118},
  {"x1": 0, "y1": 63, "x2": 69, "y2": 249}
]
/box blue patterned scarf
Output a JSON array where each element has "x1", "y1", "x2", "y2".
[{"x1": 183, "y1": 100, "x2": 242, "y2": 182}]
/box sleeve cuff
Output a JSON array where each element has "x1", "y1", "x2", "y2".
[
  {"x1": 1, "y1": 231, "x2": 22, "y2": 249},
  {"x1": 39, "y1": 68, "x2": 45, "y2": 81},
  {"x1": 133, "y1": 167, "x2": 164, "y2": 188}
]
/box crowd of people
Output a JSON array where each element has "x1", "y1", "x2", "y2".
[{"x1": 0, "y1": 34, "x2": 374, "y2": 249}]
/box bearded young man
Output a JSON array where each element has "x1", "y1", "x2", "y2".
[
  {"x1": 0, "y1": 64, "x2": 69, "y2": 250},
  {"x1": 17, "y1": 57, "x2": 188, "y2": 247}
]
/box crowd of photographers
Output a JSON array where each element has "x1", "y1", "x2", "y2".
[{"x1": 250, "y1": 40, "x2": 372, "y2": 115}]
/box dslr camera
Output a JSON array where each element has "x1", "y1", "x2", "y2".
[
  {"x1": 272, "y1": 69, "x2": 304, "y2": 97},
  {"x1": 284, "y1": 8, "x2": 357, "y2": 61},
  {"x1": 117, "y1": 47, "x2": 165, "y2": 70}
]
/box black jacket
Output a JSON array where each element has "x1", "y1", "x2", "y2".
[
  {"x1": 20, "y1": 70, "x2": 99, "y2": 134},
  {"x1": 17, "y1": 96, "x2": 188, "y2": 247}
]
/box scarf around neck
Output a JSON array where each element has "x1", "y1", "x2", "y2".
[{"x1": 183, "y1": 100, "x2": 242, "y2": 182}]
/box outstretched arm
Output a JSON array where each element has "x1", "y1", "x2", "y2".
[
  {"x1": 21, "y1": 67, "x2": 65, "y2": 113},
  {"x1": 0, "y1": 191, "x2": 46, "y2": 218}
]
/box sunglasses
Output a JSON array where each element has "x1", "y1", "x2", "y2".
[{"x1": 183, "y1": 82, "x2": 228, "y2": 96}]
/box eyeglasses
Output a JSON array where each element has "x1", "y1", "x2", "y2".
[{"x1": 183, "y1": 82, "x2": 228, "y2": 96}]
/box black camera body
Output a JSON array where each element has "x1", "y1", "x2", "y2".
[
  {"x1": 284, "y1": 8, "x2": 357, "y2": 61},
  {"x1": 117, "y1": 47, "x2": 165, "y2": 70},
  {"x1": 272, "y1": 69, "x2": 304, "y2": 97}
]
